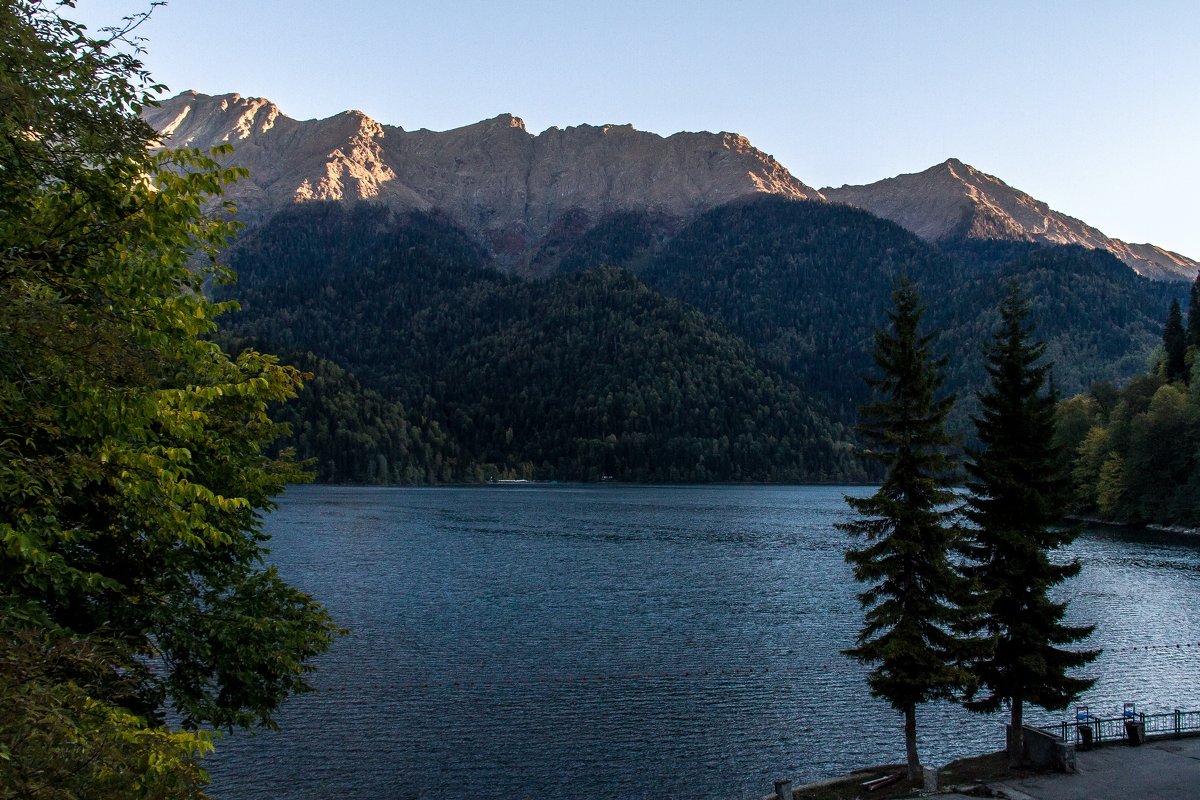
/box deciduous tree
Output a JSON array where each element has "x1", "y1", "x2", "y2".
[{"x1": 1, "y1": 2, "x2": 338, "y2": 794}]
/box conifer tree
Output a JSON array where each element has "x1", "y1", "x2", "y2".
[
  {"x1": 961, "y1": 281, "x2": 1098, "y2": 766},
  {"x1": 1187, "y1": 275, "x2": 1200, "y2": 351},
  {"x1": 840, "y1": 278, "x2": 966, "y2": 781},
  {"x1": 1164, "y1": 299, "x2": 1187, "y2": 382}
]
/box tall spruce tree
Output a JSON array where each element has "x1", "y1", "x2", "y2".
[
  {"x1": 1187, "y1": 275, "x2": 1200, "y2": 351},
  {"x1": 839, "y1": 278, "x2": 967, "y2": 781},
  {"x1": 961, "y1": 282, "x2": 1098, "y2": 766},
  {"x1": 1164, "y1": 299, "x2": 1187, "y2": 383}
]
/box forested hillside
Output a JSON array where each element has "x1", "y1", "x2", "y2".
[
  {"x1": 1055, "y1": 283, "x2": 1200, "y2": 527},
  {"x1": 931, "y1": 244, "x2": 1183, "y2": 430},
  {"x1": 635, "y1": 198, "x2": 963, "y2": 421},
  {"x1": 216, "y1": 197, "x2": 1185, "y2": 484},
  {"x1": 551, "y1": 197, "x2": 1182, "y2": 429},
  {"x1": 219, "y1": 347, "x2": 466, "y2": 484},
  {"x1": 218, "y1": 204, "x2": 865, "y2": 483}
]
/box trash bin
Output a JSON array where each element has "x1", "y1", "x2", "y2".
[
  {"x1": 1125, "y1": 720, "x2": 1146, "y2": 745},
  {"x1": 1078, "y1": 724, "x2": 1094, "y2": 750}
]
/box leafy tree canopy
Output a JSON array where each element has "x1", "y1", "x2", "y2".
[
  {"x1": 1057, "y1": 290, "x2": 1200, "y2": 527},
  {"x1": 1, "y1": 1, "x2": 338, "y2": 794}
]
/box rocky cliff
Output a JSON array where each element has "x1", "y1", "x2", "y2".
[
  {"x1": 146, "y1": 91, "x2": 822, "y2": 271},
  {"x1": 823, "y1": 159, "x2": 1198, "y2": 281},
  {"x1": 147, "y1": 93, "x2": 1196, "y2": 281}
]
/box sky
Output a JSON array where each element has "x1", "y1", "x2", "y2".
[{"x1": 75, "y1": 0, "x2": 1200, "y2": 258}]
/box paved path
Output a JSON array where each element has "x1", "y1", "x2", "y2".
[{"x1": 944, "y1": 737, "x2": 1200, "y2": 799}]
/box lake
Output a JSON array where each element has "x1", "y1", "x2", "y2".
[{"x1": 206, "y1": 485, "x2": 1200, "y2": 799}]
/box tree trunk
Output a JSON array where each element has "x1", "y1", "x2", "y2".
[
  {"x1": 1009, "y1": 698, "x2": 1024, "y2": 768},
  {"x1": 904, "y1": 703, "x2": 921, "y2": 780}
]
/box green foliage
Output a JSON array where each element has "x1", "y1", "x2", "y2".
[
  {"x1": 933, "y1": 246, "x2": 1184, "y2": 433},
  {"x1": 959, "y1": 282, "x2": 1097, "y2": 760},
  {"x1": 1, "y1": 2, "x2": 338, "y2": 794},
  {"x1": 552, "y1": 209, "x2": 675, "y2": 274},
  {"x1": 1058, "y1": 290, "x2": 1200, "y2": 526},
  {"x1": 636, "y1": 198, "x2": 961, "y2": 423},
  {"x1": 251, "y1": 348, "x2": 465, "y2": 484},
  {"x1": 1188, "y1": 275, "x2": 1200, "y2": 350},
  {"x1": 222, "y1": 202, "x2": 508, "y2": 402},
  {"x1": 1, "y1": 618, "x2": 215, "y2": 800},
  {"x1": 838, "y1": 279, "x2": 967, "y2": 779},
  {"x1": 215, "y1": 194, "x2": 1186, "y2": 485},
  {"x1": 437, "y1": 266, "x2": 865, "y2": 482}
]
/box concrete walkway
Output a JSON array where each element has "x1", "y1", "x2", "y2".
[{"x1": 943, "y1": 737, "x2": 1200, "y2": 799}]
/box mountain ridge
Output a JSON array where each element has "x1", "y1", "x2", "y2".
[
  {"x1": 146, "y1": 91, "x2": 1197, "y2": 281},
  {"x1": 823, "y1": 159, "x2": 1198, "y2": 281},
  {"x1": 146, "y1": 91, "x2": 821, "y2": 272}
]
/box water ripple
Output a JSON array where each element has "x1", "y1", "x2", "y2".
[{"x1": 207, "y1": 485, "x2": 1200, "y2": 800}]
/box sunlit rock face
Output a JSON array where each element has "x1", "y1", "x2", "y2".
[
  {"x1": 146, "y1": 91, "x2": 823, "y2": 271},
  {"x1": 147, "y1": 94, "x2": 1195, "y2": 280},
  {"x1": 824, "y1": 159, "x2": 1198, "y2": 281}
]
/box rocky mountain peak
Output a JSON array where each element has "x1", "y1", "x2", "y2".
[
  {"x1": 147, "y1": 91, "x2": 289, "y2": 147},
  {"x1": 144, "y1": 91, "x2": 1194, "y2": 281},
  {"x1": 824, "y1": 160, "x2": 1197, "y2": 280},
  {"x1": 146, "y1": 91, "x2": 822, "y2": 271}
]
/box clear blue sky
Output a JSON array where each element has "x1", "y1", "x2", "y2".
[{"x1": 77, "y1": 0, "x2": 1200, "y2": 259}]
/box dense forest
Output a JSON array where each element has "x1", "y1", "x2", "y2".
[
  {"x1": 216, "y1": 197, "x2": 1187, "y2": 485},
  {"x1": 228, "y1": 348, "x2": 465, "y2": 484},
  {"x1": 559, "y1": 199, "x2": 1178, "y2": 426},
  {"x1": 1056, "y1": 281, "x2": 1200, "y2": 526},
  {"x1": 218, "y1": 204, "x2": 865, "y2": 483}
]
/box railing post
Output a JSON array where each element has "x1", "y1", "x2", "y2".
[{"x1": 1176, "y1": 708, "x2": 1182, "y2": 738}]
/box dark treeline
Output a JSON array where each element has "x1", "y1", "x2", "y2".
[
  {"x1": 547, "y1": 198, "x2": 1181, "y2": 429},
  {"x1": 1056, "y1": 277, "x2": 1200, "y2": 527},
  {"x1": 219, "y1": 204, "x2": 866, "y2": 483},
  {"x1": 216, "y1": 346, "x2": 466, "y2": 484},
  {"x1": 218, "y1": 197, "x2": 1185, "y2": 485},
  {"x1": 618, "y1": 199, "x2": 1180, "y2": 428}
]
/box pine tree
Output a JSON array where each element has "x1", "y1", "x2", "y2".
[
  {"x1": 839, "y1": 278, "x2": 967, "y2": 781},
  {"x1": 961, "y1": 281, "x2": 1099, "y2": 766},
  {"x1": 1187, "y1": 275, "x2": 1200, "y2": 379},
  {"x1": 1164, "y1": 298, "x2": 1187, "y2": 382},
  {"x1": 1187, "y1": 275, "x2": 1200, "y2": 348}
]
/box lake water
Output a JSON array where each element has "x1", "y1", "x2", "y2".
[{"x1": 206, "y1": 485, "x2": 1200, "y2": 799}]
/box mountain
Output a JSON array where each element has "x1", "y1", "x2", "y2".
[
  {"x1": 550, "y1": 197, "x2": 1182, "y2": 430},
  {"x1": 147, "y1": 93, "x2": 1195, "y2": 281},
  {"x1": 146, "y1": 91, "x2": 821, "y2": 273},
  {"x1": 823, "y1": 159, "x2": 1198, "y2": 281},
  {"x1": 217, "y1": 197, "x2": 1184, "y2": 484},
  {"x1": 218, "y1": 203, "x2": 867, "y2": 483},
  {"x1": 142, "y1": 93, "x2": 1195, "y2": 483}
]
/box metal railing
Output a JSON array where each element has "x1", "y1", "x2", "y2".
[{"x1": 1045, "y1": 705, "x2": 1200, "y2": 746}]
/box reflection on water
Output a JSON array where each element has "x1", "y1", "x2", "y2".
[{"x1": 207, "y1": 485, "x2": 1200, "y2": 800}]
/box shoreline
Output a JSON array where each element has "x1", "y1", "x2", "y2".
[{"x1": 1065, "y1": 514, "x2": 1200, "y2": 536}]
